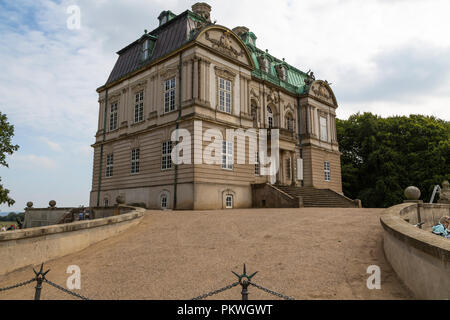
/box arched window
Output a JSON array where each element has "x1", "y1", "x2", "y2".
[
  {"x1": 267, "y1": 106, "x2": 274, "y2": 128},
  {"x1": 225, "y1": 194, "x2": 233, "y2": 208}
]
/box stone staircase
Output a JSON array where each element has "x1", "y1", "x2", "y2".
[{"x1": 274, "y1": 185, "x2": 359, "y2": 208}]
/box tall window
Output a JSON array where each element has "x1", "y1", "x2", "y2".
[
  {"x1": 320, "y1": 116, "x2": 328, "y2": 141},
  {"x1": 222, "y1": 141, "x2": 233, "y2": 170},
  {"x1": 131, "y1": 148, "x2": 140, "y2": 174},
  {"x1": 161, "y1": 141, "x2": 172, "y2": 170},
  {"x1": 142, "y1": 39, "x2": 151, "y2": 60},
  {"x1": 164, "y1": 78, "x2": 176, "y2": 113},
  {"x1": 134, "y1": 91, "x2": 144, "y2": 123},
  {"x1": 254, "y1": 152, "x2": 260, "y2": 176},
  {"x1": 267, "y1": 106, "x2": 274, "y2": 128},
  {"x1": 109, "y1": 103, "x2": 118, "y2": 131},
  {"x1": 225, "y1": 195, "x2": 233, "y2": 208},
  {"x1": 106, "y1": 154, "x2": 114, "y2": 177},
  {"x1": 324, "y1": 161, "x2": 331, "y2": 181},
  {"x1": 160, "y1": 194, "x2": 167, "y2": 209},
  {"x1": 218, "y1": 77, "x2": 232, "y2": 113}
]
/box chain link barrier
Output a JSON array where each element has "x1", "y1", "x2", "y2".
[
  {"x1": 191, "y1": 282, "x2": 240, "y2": 300},
  {"x1": 43, "y1": 279, "x2": 90, "y2": 300},
  {"x1": 0, "y1": 278, "x2": 36, "y2": 292},
  {"x1": 249, "y1": 282, "x2": 295, "y2": 300}
]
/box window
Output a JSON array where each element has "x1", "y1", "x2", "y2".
[
  {"x1": 218, "y1": 77, "x2": 232, "y2": 113},
  {"x1": 225, "y1": 195, "x2": 233, "y2": 208},
  {"x1": 142, "y1": 39, "x2": 151, "y2": 60},
  {"x1": 106, "y1": 154, "x2": 114, "y2": 177},
  {"x1": 324, "y1": 161, "x2": 331, "y2": 181},
  {"x1": 267, "y1": 106, "x2": 274, "y2": 128},
  {"x1": 161, "y1": 194, "x2": 167, "y2": 209},
  {"x1": 222, "y1": 141, "x2": 233, "y2": 170},
  {"x1": 161, "y1": 141, "x2": 172, "y2": 170},
  {"x1": 131, "y1": 148, "x2": 140, "y2": 174},
  {"x1": 286, "y1": 115, "x2": 294, "y2": 131},
  {"x1": 109, "y1": 103, "x2": 118, "y2": 131},
  {"x1": 286, "y1": 158, "x2": 291, "y2": 180},
  {"x1": 254, "y1": 152, "x2": 260, "y2": 176},
  {"x1": 134, "y1": 91, "x2": 144, "y2": 123},
  {"x1": 164, "y1": 78, "x2": 176, "y2": 113},
  {"x1": 320, "y1": 116, "x2": 328, "y2": 141},
  {"x1": 104, "y1": 198, "x2": 109, "y2": 207}
]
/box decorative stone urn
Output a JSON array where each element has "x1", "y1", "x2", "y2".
[
  {"x1": 404, "y1": 186, "x2": 421, "y2": 201},
  {"x1": 49, "y1": 200, "x2": 56, "y2": 208},
  {"x1": 438, "y1": 180, "x2": 450, "y2": 204},
  {"x1": 26, "y1": 201, "x2": 33, "y2": 208}
]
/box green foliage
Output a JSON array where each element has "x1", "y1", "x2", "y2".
[
  {"x1": 0, "y1": 212, "x2": 24, "y2": 222},
  {"x1": 0, "y1": 112, "x2": 19, "y2": 206},
  {"x1": 337, "y1": 113, "x2": 450, "y2": 208}
]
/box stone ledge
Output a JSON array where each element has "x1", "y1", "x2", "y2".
[{"x1": 0, "y1": 208, "x2": 145, "y2": 242}]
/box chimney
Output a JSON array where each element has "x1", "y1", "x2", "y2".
[
  {"x1": 232, "y1": 26, "x2": 249, "y2": 37},
  {"x1": 192, "y1": 2, "x2": 211, "y2": 23}
]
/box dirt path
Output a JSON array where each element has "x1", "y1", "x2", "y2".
[{"x1": 0, "y1": 208, "x2": 413, "y2": 300}]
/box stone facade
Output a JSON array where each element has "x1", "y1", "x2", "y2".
[{"x1": 90, "y1": 3, "x2": 343, "y2": 210}]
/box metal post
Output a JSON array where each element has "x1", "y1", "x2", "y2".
[
  {"x1": 33, "y1": 263, "x2": 50, "y2": 301},
  {"x1": 241, "y1": 278, "x2": 249, "y2": 300}
]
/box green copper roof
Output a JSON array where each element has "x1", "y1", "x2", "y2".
[{"x1": 242, "y1": 37, "x2": 309, "y2": 95}]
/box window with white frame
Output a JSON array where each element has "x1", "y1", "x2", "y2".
[
  {"x1": 109, "y1": 102, "x2": 118, "y2": 131},
  {"x1": 267, "y1": 106, "x2": 274, "y2": 128},
  {"x1": 225, "y1": 195, "x2": 233, "y2": 208},
  {"x1": 160, "y1": 194, "x2": 168, "y2": 209},
  {"x1": 324, "y1": 161, "x2": 331, "y2": 181},
  {"x1": 164, "y1": 78, "x2": 176, "y2": 113},
  {"x1": 320, "y1": 116, "x2": 328, "y2": 141},
  {"x1": 142, "y1": 39, "x2": 151, "y2": 60},
  {"x1": 222, "y1": 141, "x2": 233, "y2": 170},
  {"x1": 106, "y1": 154, "x2": 114, "y2": 177},
  {"x1": 218, "y1": 77, "x2": 232, "y2": 114},
  {"x1": 131, "y1": 148, "x2": 140, "y2": 174},
  {"x1": 161, "y1": 141, "x2": 172, "y2": 170},
  {"x1": 134, "y1": 91, "x2": 144, "y2": 123},
  {"x1": 254, "y1": 152, "x2": 260, "y2": 176}
]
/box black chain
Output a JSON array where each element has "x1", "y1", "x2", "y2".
[
  {"x1": 0, "y1": 278, "x2": 35, "y2": 292},
  {"x1": 43, "y1": 279, "x2": 91, "y2": 300},
  {"x1": 192, "y1": 282, "x2": 240, "y2": 300},
  {"x1": 249, "y1": 282, "x2": 295, "y2": 300}
]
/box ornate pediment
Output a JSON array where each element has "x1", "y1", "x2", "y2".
[
  {"x1": 309, "y1": 80, "x2": 336, "y2": 106},
  {"x1": 196, "y1": 26, "x2": 254, "y2": 69},
  {"x1": 214, "y1": 66, "x2": 236, "y2": 81}
]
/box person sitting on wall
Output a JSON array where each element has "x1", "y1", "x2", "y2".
[
  {"x1": 1, "y1": 226, "x2": 6, "y2": 232},
  {"x1": 6, "y1": 224, "x2": 15, "y2": 231},
  {"x1": 432, "y1": 216, "x2": 450, "y2": 239},
  {"x1": 79, "y1": 211, "x2": 84, "y2": 221}
]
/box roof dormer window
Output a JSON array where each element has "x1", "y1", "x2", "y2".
[
  {"x1": 158, "y1": 10, "x2": 177, "y2": 26},
  {"x1": 141, "y1": 34, "x2": 157, "y2": 61},
  {"x1": 258, "y1": 55, "x2": 270, "y2": 73}
]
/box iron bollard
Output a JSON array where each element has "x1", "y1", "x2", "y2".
[
  {"x1": 232, "y1": 264, "x2": 257, "y2": 301},
  {"x1": 33, "y1": 264, "x2": 50, "y2": 300}
]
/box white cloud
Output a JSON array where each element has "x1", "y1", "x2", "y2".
[
  {"x1": 38, "y1": 136, "x2": 63, "y2": 152},
  {"x1": 11, "y1": 154, "x2": 58, "y2": 170}
]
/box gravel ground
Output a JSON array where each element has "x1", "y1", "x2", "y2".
[{"x1": 0, "y1": 208, "x2": 413, "y2": 300}]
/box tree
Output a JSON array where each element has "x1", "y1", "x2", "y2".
[
  {"x1": 0, "y1": 112, "x2": 19, "y2": 206},
  {"x1": 337, "y1": 113, "x2": 450, "y2": 208}
]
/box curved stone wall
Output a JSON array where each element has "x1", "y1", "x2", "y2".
[
  {"x1": 380, "y1": 203, "x2": 450, "y2": 299},
  {"x1": 0, "y1": 208, "x2": 145, "y2": 276}
]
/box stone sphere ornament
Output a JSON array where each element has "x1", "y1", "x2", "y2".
[
  {"x1": 26, "y1": 201, "x2": 33, "y2": 208},
  {"x1": 49, "y1": 200, "x2": 56, "y2": 208},
  {"x1": 404, "y1": 186, "x2": 421, "y2": 200}
]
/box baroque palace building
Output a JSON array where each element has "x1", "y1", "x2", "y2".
[{"x1": 90, "y1": 3, "x2": 357, "y2": 210}]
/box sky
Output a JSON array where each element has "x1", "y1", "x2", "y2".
[{"x1": 0, "y1": 0, "x2": 449, "y2": 212}]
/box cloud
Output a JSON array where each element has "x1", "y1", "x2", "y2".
[
  {"x1": 11, "y1": 154, "x2": 58, "y2": 170},
  {"x1": 38, "y1": 136, "x2": 63, "y2": 152}
]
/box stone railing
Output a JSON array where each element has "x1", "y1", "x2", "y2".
[
  {"x1": 380, "y1": 202, "x2": 450, "y2": 299},
  {"x1": 0, "y1": 207, "x2": 145, "y2": 276}
]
